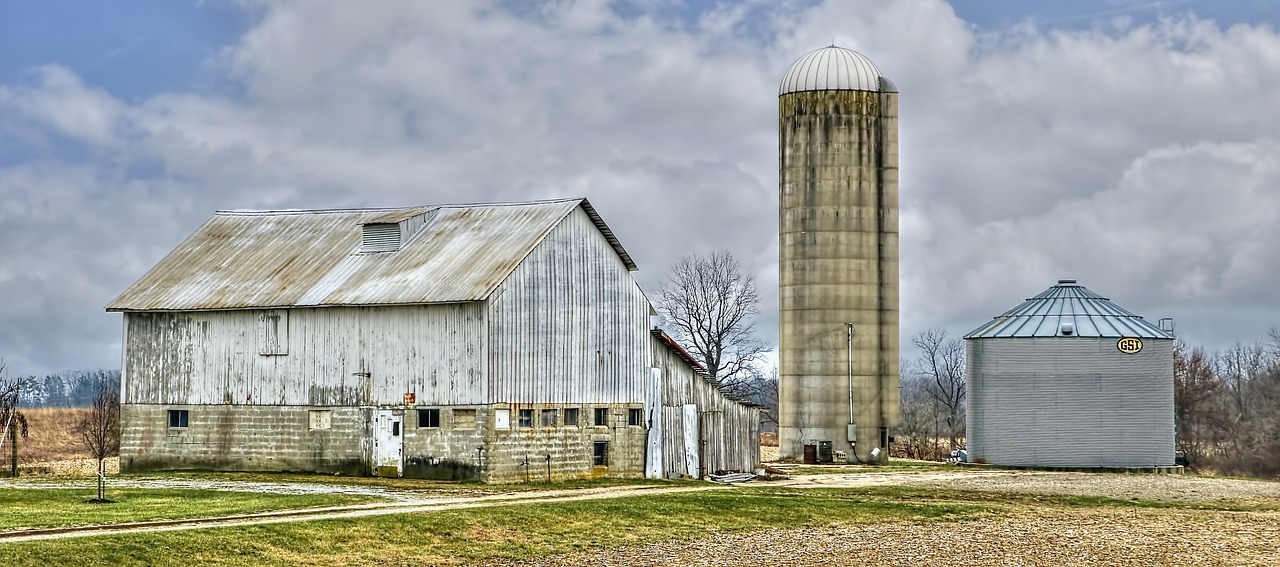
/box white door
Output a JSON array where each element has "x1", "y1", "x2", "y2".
[
  {"x1": 682, "y1": 404, "x2": 700, "y2": 479},
  {"x1": 372, "y1": 410, "x2": 404, "y2": 477}
]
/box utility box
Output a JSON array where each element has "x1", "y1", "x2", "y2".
[{"x1": 817, "y1": 441, "x2": 833, "y2": 463}]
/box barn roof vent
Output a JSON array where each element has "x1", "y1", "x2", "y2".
[{"x1": 361, "y1": 223, "x2": 401, "y2": 252}]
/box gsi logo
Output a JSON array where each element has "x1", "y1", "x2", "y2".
[{"x1": 1117, "y1": 337, "x2": 1144, "y2": 354}]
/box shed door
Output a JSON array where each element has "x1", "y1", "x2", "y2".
[
  {"x1": 372, "y1": 410, "x2": 404, "y2": 477},
  {"x1": 682, "y1": 404, "x2": 700, "y2": 478}
]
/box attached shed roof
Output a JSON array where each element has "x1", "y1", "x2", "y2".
[
  {"x1": 964, "y1": 280, "x2": 1173, "y2": 340},
  {"x1": 107, "y1": 198, "x2": 636, "y2": 311}
]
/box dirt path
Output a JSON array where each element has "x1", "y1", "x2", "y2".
[{"x1": 0, "y1": 483, "x2": 727, "y2": 543}]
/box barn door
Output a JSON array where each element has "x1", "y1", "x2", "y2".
[
  {"x1": 372, "y1": 409, "x2": 404, "y2": 477},
  {"x1": 682, "y1": 404, "x2": 700, "y2": 479}
]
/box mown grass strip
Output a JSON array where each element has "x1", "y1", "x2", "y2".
[
  {"x1": 0, "y1": 488, "x2": 380, "y2": 531},
  {"x1": 0, "y1": 487, "x2": 988, "y2": 566}
]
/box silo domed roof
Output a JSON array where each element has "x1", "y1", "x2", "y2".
[
  {"x1": 964, "y1": 280, "x2": 1174, "y2": 339},
  {"x1": 779, "y1": 46, "x2": 886, "y2": 95}
]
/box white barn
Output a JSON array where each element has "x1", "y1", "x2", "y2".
[{"x1": 107, "y1": 198, "x2": 758, "y2": 482}]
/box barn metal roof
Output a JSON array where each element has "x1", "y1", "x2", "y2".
[
  {"x1": 964, "y1": 280, "x2": 1174, "y2": 340},
  {"x1": 779, "y1": 46, "x2": 885, "y2": 95},
  {"x1": 107, "y1": 198, "x2": 636, "y2": 311}
]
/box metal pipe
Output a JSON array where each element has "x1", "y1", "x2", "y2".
[{"x1": 847, "y1": 323, "x2": 855, "y2": 426}]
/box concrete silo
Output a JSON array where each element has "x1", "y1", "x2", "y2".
[
  {"x1": 964, "y1": 280, "x2": 1176, "y2": 468},
  {"x1": 777, "y1": 46, "x2": 899, "y2": 463}
]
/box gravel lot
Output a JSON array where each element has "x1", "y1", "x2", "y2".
[
  {"x1": 512, "y1": 467, "x2": 1280, "y2": 566},
  {"x1": 511, "y1": 507, "x2": 1280, "y2": 566}
]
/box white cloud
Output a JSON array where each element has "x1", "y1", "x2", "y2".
[
  {"x1": 1, "y1": 0, "x2": 1278, "y2": 376},
  {"x1": 0, "y1": 65, "x2": 127, "y2": 146}
]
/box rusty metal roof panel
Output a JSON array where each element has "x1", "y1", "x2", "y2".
[
  {"x1": 964, "y1": 280, "x2": 1173, "y2": 340},
  {"x1": 107, "y1": 198, "x2": 634, "y2": 311}
]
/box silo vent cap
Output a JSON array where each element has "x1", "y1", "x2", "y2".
[
  {"x1": 1057, "y1": 279, "x2": 1078, "y2": 284},
  {"x1": 1059, "y1": 321, "x2": 1075, "y2": 336}
]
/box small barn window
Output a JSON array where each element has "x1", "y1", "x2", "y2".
[
  {"x1": 309, "y1": 410, "x2": 331, "y2": 430},
  {"x1": 593, "y1": 441, "x2": 609, "y2": 466},
  {"x1": 168, "y1": 409, "x2": 189, "y2": 428},
  {"x1": 453, "y1": 409, "x2": 476, "y2": 429},
  {"x1": 418, "y1": 408, "x2": 440, "y2": 428},
  {"x1": 593, "y1": 407, "x2": 609, "y2": 427},
  {"x1": 627, "y1": 408, "x2": 644, "y2": 427},
  {"x1": 518, "y1": 409, "x2": 533, "y2": 428},
  {"x1": 258, "y1": 310, "x2": 289, "y2": 356},
  {"x1": 495, "y1": 409, "x2": 511, "y2": 430},
  {"x1": 540, "y1": 409, "x2": 557, "y2": 428},
  {"x1": 563, "y1": 408, "x2": 579, "y2": 427}
]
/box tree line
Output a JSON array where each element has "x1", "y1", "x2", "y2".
[
  {"x1": 12, "y1": 369, "x2": 121, "y2": 408},
  {"x1": 1174, "y1": 331, "x2": 1280, "y2": 478}
]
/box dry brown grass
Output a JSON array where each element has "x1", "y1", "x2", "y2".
[
  {"x1": 11, "y1": 408, "x2": 96, "y2": 464},
  {"x1": 759, "y1": 431, "x2": 777, "y2": 447}
]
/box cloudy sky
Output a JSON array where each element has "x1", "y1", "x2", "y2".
[{"x1": 2, "y1": 0, "x2": 1278, "y2": 377}]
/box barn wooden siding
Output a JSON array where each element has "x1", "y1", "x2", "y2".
[
  {"x1": 650, "y1": 332, "x2": 760, "y2": 478},
  {"x1": 967, "y1": 337, "x2": 1175, "y2": 467},
  {"x1": 122, "y1": 303, "x2": 487, "y2": 406},
  {"x1": 487, "y1": 206, "x2": 651, "y2": 404}
]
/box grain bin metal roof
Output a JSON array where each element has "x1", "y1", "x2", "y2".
[
  {"x1": 107, "y1": 198, "x2": 636, "y2": 311},
  {"x1": 779, "y1": 46, "x2": 885, "y2": 95},
  {"x1": 964, "y1": 280, "x2": 1173, "y2": 339}
]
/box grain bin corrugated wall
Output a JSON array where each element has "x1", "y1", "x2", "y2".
[{"x1": 964, "y1": 280, "x2": 1175, "y2": 468}]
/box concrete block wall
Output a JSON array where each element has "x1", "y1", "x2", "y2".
[
  {"x1": 120, "y1": 404, "x2": 367, "y2": 474},
  {"x1": 402, "y1": 406, "x2": 488, "y2": 480},
  {"x1": 483, "y1": 403, "x2": 648, "y2": 483}
]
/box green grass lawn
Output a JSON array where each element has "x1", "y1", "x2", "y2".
[
  {"x1": 0, "y1": 486, "x2": 987, "y2": 566},
  {"x1": 0, "y1": 487, "x2": 381, "y2": 531}
]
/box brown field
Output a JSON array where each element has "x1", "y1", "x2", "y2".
[{"x1": 9, "y1": 408, "x2": 97, "y2": 464}]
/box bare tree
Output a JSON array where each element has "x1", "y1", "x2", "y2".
[
  {"x1": 896, "y1": 360, "x2": 944, "y2": 460},
  {"x1": 1, "y1": 360, "x2": 30, "y2": 477},
  {"x1": 911, "y1": 329, "x2": 966, "y2": 451},
  {"x1": 656, "y1": 251, "x2": 766, "y2": 394},
  {"x1": 77, "y1": 384, "x2": 121, "y2": 502},
  {"x1": 1173, "y1": 341, "x2": 1227, "y2": 466}
]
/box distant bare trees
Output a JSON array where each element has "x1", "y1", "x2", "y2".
[
  {"x1": 77, "y1": 383, "x2": 121, "y2": 502},
  {"x1": 1175, "y1": 331, "x2": 1280, "y2": 478},
  {"x1": 1, "y1": 360, "x2": 30, "y2": 477},
  {"x1": 656, "y1": 251, "x2": 767, "y2": 396},
  {"x1": 895, "y1": 330, "x2": 967, "y2": 460}
]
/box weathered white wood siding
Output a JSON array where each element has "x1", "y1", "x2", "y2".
[
  {"x1": 966, "y1": 337, "x2": 1175, "y2": 467},
  {"x1": 651, "y1": 333, "x2": 760, "y2": 477},
  {"x1": 123, "y1": 303, "x2": 486, "y2": 406},
  {"x1": 487, "y1": 206, "x2": 650, "y2": 404}
]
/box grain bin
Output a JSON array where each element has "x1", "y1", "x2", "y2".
[{"x1": 964, "y1": 280, "x2": 1175, "y2": 468}]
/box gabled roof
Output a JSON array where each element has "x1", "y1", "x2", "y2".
[
  {"x1": 964, "y1": 280, "x2": 1173, "y2": 340},
  {"x1": 107, "y1": 198, "x2": 636, "y2": 311}
]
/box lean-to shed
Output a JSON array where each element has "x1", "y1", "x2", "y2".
[
  {"x1": 964, "y1": 280, "x2": 1175, "y2": 468},
  {"x1": 646, "y1": 329, "x2": 761, "y2": 479}
]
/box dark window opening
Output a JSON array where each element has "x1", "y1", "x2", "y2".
[
  {"x1": 168, "y1": 409, "x2": 189, "y2": 428},
  {"x1": 564, "y1": 408, "x2": 579, "y2": 427},
  {"x1": 392, "y1": 421, "x2": 400, "y2": 436},
  {"x1": 593, "y1": 407, "x2": 608, "y2": 427},
  {"x1": 593, "y1": 441, "x2": 608, "y2": 466},
  {"x1": 418, "y1": 408, "x2": 440, "y2": 428},
  {"x1": 627, "y1": 408, "x2": 644, "y2": 427},
  {"x1": 518, "y1": 409, "x2": 533, "y2": 428},
  {"x1": 540, "y1": 409, "x2": 557, "y2": 428}
]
